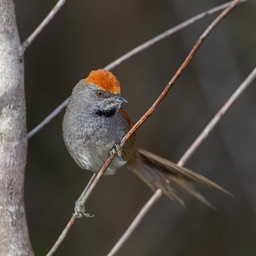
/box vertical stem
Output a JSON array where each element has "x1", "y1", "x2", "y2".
[{"x1": 0, "y1": 1, "x2": 34, "y2": 255}]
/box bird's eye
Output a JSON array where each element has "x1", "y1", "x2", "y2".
[{"x1": 96, "y1": 90, "x2": 104, "y2": 97}]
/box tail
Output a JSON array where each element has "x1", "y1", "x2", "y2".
[{"x1": 129, "y1": 148, "x2": 232, "y2": 208}]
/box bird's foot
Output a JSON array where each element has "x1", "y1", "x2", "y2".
[
  {"x1": 74, "y1": 200, "x2": 94, "y2": 218},
  {"x1": 110, "y1": 143, "x2": 123, "y2": 158}
]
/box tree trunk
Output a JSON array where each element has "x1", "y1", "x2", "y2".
[{"x1": 0, "y1": 1, "x2": 34, "y2": 255}]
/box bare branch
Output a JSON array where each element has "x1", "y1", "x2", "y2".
[
  {"x1": 46, "y1": 155, "x2": 116, "y2": 256},
  {"x1": 105, "y1": 0, "x2": 247, "y2": 71},
  {"x1": 107, "y1": 190, "x2": 163, "y2": 256},
  {"x1": 22, "y1": 0, "x2": 65, "y2": 51},
  {"x1": 178, "y1": 66, "x2": 256, "y2": 166},
  {"x1": 45, "y1": 1, "x2": 245, "y2": 255},
  {"x1": 120, "y1": 0, "x2": 242, "y2": 147},
  {"x1": 107, "y1": 66, "x2": 256, "y2": 256},
  {"x1": 27, "y1": 0, "x2": 247, "y2": 139},
  {"x1": 46, "y1": 214, "x2": 76, "y2": 256},
  {"x1": 106, "y1": 1, "x2": 246, "y2": 255},
  {"x1": 27, "y1": 98, "x2": 69, "y2": 139}
]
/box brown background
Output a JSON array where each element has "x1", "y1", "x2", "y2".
[{"x1": 15, "y1": 0, "x2": 256, "y2": 255}]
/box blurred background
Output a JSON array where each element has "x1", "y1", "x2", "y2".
[{"x1": 15, "y1": 0, "x2": 256, "y2": 255}]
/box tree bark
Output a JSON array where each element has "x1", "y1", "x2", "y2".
[{"x1": 0, "y1": 1, "x2": 34, "y2": 255}]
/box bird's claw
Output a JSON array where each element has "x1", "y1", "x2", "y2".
[
  {"x1": 110, "y1": 143, "x2": 122, "y2": 157},
  {"x1": 75, "y1": 200, "x2": 94, "y2": 218}
]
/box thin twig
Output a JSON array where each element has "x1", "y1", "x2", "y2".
[
  {"x1": 27, "y1": 98, "x2": 69, "y2": 139},
  {"x1": 45, "y1": 174, "x2": 98, "y2": 256},
  {"x1": 76, "y1": 155, "x2": 115, "y2": 207},
  {"x1": 107, "y1": 66, "x2": 256, "y2": 256},
  {"x1": 22, "y1": 0, "x2": 65, "y2": 51},
  {"x1": 178, "y1": 66, "x2": 256, "y2": 166},
  {"x1": 121, "y1": 0, "x2": 241, "y2": 146},
  {"x1": 46, "y1": 155, "x2": 115, "y2": 256},
  {"x1": 105, "y1": 0, "x2": 247, "y2": 71},
  {"x1": 28, "y1": 0, "x2": 247, "y2": 139},
  {"x1": 107, "y1": 189, "x2": 163, "y2": 256},
  {"x1": 46, "y1": 214, "x2": 76, "y2": 256},
  {"x1": 106, "y1": 1, "x2": 245, "y2": 255},
  {"x1": 46, "y1": 1, "x2": 243, "y2": 255},
  {"x1": 65, "y1": 0, "x2": 241, "y2": 240}
]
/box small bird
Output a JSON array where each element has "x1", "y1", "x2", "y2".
[{"x1": 62, "y1": 69, "x2": 230, "y2": 207}]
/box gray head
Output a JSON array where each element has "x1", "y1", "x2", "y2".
[{"x1": 70, "y1": 69, "x2": 127, "y2": 117}]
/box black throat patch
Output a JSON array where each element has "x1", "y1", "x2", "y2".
[{"x1": 95, "y1": 108, "x2": 116, "y2": 117}]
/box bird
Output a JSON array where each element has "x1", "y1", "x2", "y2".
[{"x1": 62, "y1": 69, "x2": 230, "y2": 208}]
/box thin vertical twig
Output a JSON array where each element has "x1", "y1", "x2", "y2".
[{"x1": 28, "y1": 0, "x2": 247, "y2": 139}]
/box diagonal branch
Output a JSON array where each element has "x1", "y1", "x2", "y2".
[
  {"x1": 107, "y1": 190, "x2": 163, "y2": 256},
  {"x1": 27, "y1": 0, "x2": 247, "y2": 139},
  {"x1": 178, "y1": 67, "x2": 256, "y2": 166},
  {"x1": 107, "y1": 65, "x2": 256, "y2": 256},
  {"x1": 104, "y1": 0, "x2": 247, "y2": 71},
  {"x1": 120, "y1": 0, "x2": 242, "y2": 147},
  {"x1": 27, "y1": 98, "x2": 69, "y2": 139},
  {"x1": 106, "y1": 1, "x2": 247, "y2": 255},
  {"x1": 45, "y1": 1, "x2": 244, "y2": 255},
  {"x1": 22, "y1": 0, "x2": 65, "y2": 52}
]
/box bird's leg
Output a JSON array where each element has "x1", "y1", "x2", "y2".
[
  {"x1": 75, "y1": 144, "x2": 122, "y2": 217},
  {"x1": 74, "y1": 173, "x2": 96, "y2": 218}
]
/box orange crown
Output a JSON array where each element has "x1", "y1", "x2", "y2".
[{"x1": 85, "y1": 69, "x2": 121, "y2": 94}]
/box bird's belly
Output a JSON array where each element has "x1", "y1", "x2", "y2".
[
  {"x1": 71, "y1": 138, "x2": 127, "y2": 175},
  {"x1": 63, "y1": 115, "x2": 129, "y2": 174}
]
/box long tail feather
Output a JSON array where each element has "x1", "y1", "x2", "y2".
[{"x1": 129, "y1": 148, "x2": 232, "y2": 207}]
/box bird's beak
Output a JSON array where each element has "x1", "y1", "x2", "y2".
[{"x1": 114, "y1": 94, "x2": 128, "y2": 103}]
